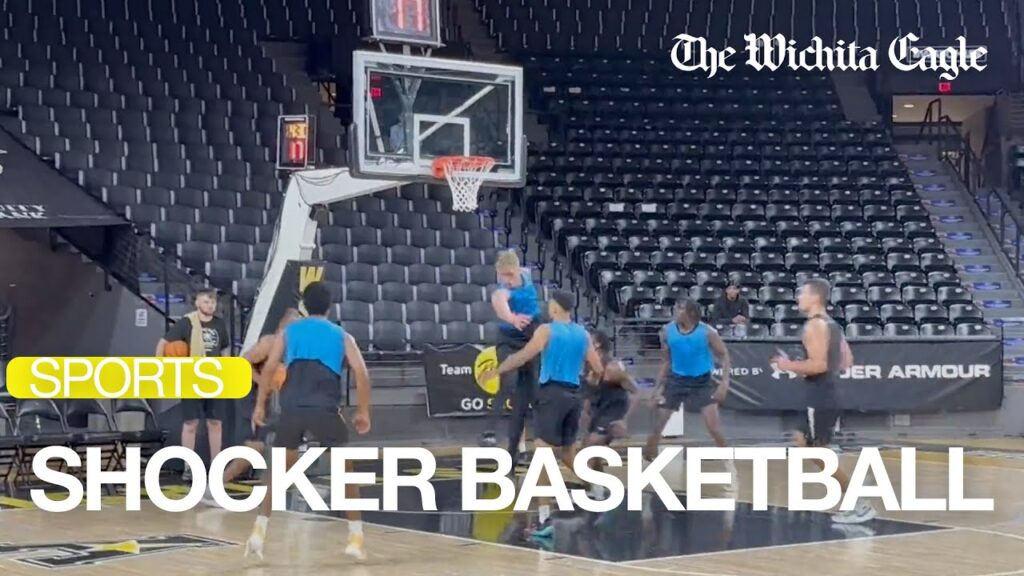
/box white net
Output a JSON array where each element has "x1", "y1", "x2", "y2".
[{"x1": 437, "y1": 156, "x2": 496, "y2": 212}]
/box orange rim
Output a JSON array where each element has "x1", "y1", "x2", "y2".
[{"x1": 431, "y1": 155, "x2": 496, "y2": 179}]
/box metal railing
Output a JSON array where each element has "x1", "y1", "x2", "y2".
[{"x1": 918, "y1": 98, "x2": 1024, "y2": 278}]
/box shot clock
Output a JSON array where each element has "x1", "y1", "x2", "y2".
[
  {"x1": 368, "y1": 0, "x2": 442, "y2": 47},
  {"x1": 276, "y1": 115, "x2": 315, "y2": 170}
]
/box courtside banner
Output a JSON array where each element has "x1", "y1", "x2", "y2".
[
  {"x1": 723, "y1": 338, "x2": 1004, "y2": 412},
  {"x1": 422, "y1": 344, "x2": 512, "y2": 417},
  {"x1": 423, "y1": 339, "x2": 1002, "y2": 415}
]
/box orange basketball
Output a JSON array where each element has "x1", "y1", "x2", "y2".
[
  {"x1": 271, "y1": 366, "x2": 287, "y2": 390},
  {"x1": 163, "y1": 340, "x2": 189, "y2": 357}
]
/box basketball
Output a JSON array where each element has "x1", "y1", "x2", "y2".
[{"x1": 163, "y1": 340, "x2": 189, "y2": 357}]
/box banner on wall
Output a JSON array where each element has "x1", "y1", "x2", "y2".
[
  {"x1": 722, "y1": 339, "x2": 1003, "y2": 412},
  {"x1": 422, "y1": 338, "x2": 1004, "y2": 416},
  {"x1": 422, "y1": 344, "x2": 516, "y2": 417}
]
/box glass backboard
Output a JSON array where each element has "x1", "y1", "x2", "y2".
[{"x1": 350, "y1": 50, "x2": 525, "y2": 188}]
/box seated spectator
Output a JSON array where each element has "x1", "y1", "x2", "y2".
[{"x1": 712, "y1": 282, "x2": 750, "y2": 337}]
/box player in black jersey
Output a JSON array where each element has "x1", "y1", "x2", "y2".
[
  {"x1": 771, "y1": 278, "x2": 876, "y2": 524},
  {"x1": 582, "y1": 329, "x2": 636, "y2": 449}
]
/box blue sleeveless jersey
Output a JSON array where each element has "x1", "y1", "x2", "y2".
[
  {"x1": 284, "y1": 317, "x2": 346, "y2": 376},
  {"x1": 500, "y1": 271, "x2": 540, "y2": 333},
  {"x1": 665, "y1": 322, "x2": 714, "y2": 377},
  {"x1": 539, "y1": 322, "x2": 589, "y2": 387}
]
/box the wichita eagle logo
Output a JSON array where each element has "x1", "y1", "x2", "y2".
[{"x1": 0, "y1": 535, "x2": 233, "y2": 569}]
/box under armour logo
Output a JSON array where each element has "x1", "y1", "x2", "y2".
[{"x1": 770, "y1": 363, "x2": 798, "y2": 380}]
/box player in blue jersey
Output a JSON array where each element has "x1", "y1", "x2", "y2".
[
  {"x1": 245, "y1": 282, "x2": 373, "y2": 562},
  {"x1": 644, "y1": 299, "x2": 734, "y2": 472},
  {"x1": 478, "y1": 290, "x2": 604, "y2": 532},
  {"x1": 481, "y1": 250, "x2": 543, "y2": 464}
]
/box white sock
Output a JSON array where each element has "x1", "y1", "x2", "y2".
[
  {"x1": 254, "y1": 515, "x2": 269, "y2": 531},
  {"x1": 539, "y1": 505, "x2": 551, "y2": 524},
  {"x1": 518, "y1": 441, "x2": 527, "y2": 453},
  {"x1": 349, "y1": 521, "x2": 363, "y2": 536}
]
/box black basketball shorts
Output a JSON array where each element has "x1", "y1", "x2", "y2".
[
  {"x1": 589, "y1": 398, "x2": 629, "y2": 436},
  {"x1": 799, "y1": 406, "x2": 840, "y2": 446},
  {"x1": 275, "y1": 407, "x2": 350, "y2": 449},
  {"x1": 659, "y1": 373, "x2": 717, "y2": 413},
  {"x1": 533, "y1": 382, "x2": 582, "y2": 447}
]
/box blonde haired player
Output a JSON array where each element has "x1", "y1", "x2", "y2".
[{"x1": 481, "y1": 250, "x2": 542, "y2": 465}]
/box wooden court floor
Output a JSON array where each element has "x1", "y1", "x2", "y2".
[{"x1": 2, "y1": 439, "x2": 1024, "y2": 576}]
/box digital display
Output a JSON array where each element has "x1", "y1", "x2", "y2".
[
  {"x1": 276, "y1": 115, "x2": 314, "y2": 170},
  {"x1": 369, "y1": 0, "x2": 442, "y2": 47}
]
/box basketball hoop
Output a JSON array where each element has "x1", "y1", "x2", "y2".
[{"x1": 432, "y1": 155, "x2": 496, "y2": 212}]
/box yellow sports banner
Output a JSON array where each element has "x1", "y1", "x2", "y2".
[{"x1": 5, "y1": 357, "x2": 252, "y2": 400}]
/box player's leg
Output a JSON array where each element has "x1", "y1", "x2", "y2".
[
  {"x1": 507, "y1": 365, "x2": 536, "y2": 464},
  {"x1": 307, "y1": 409, "x2": 365, "y2": 560},
  {"x1": 245, "y1": 416, "x2": 303, "y2": 561},
  {"x1": 179, "y1": 400, "x2": 201, "y2": 481},
  {"x1": 698, "y1": 398, "x2": 737, "y2": 492},
  {"x1": 644, "y1": 378, "x2": 683, "y2": 461},
  {"x1": 482, "y1": 341, "x2": 518, "y2": 446},
  {"x1": 205, "y1": 399, "x2": 224, "y2": 461},
  {"x1": 805, "y1": 408, "x2": 876, "y2": 524},
  {"x1": 529, "y1": 384, "x2": 562, "y2": 532}
]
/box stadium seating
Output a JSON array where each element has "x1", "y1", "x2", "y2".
[
  {"x1": 474, "y1": 0, "x2": 1014, "y2": 63},
  {"x1": 468, "y1": 18, "x2": 991, "y2": 337},
  {"x1": 0, "y1": 0, "x2": 496, "y2": 351}
]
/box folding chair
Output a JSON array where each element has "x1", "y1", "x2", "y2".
[
  {"x1": 113, "y1": 399, "x2": 167, "y2": 473},
  {"x1": 0, "y1": 404, "x2": 18, "y2": 494},
  {"x1": 13, "y1": 399, "x2": 71, "y2": 490},
  {"x1": 64, "y1": 400, "x2": 122, "y2": 484}
]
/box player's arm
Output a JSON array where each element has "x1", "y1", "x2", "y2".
[
  {"x1": 584, "y1": 335, "x2": 605, "y2": 382},
  {"x1": 655, "y1": 327, "x2": 670, "y2": 397},
  {"x1": 494, "y1": 325, "x2": 550, "y2": 376},
  {"x1": 243, "y1": 336, "x2": 272, "y2": 380},
  {"x1": 345, "y1": 333, "x2": 372, "y2": 420},
  {"x1": 840, "y1": 338, "x2": 854, "y2": 371},
  {"x1": 708, "y1": 329, "x2": 731, "y2": 387},
  {"x1": 257, "y1": 333, "x2": 286, "y2": 414},
  {"x1": 708, "y1": 329, "x2": 731, "y2": 400},
  {"x1": 605, "y1": 360, "x2": 637, "y2": 393},
  {"x1": 155, "y1": 319, "x2": 187, "y2": 355},
  {"x1": 783, "y1": 319, "x2": 829, "y2": 376},
  {"x1": 490, "y1": 288, "x2": 518, "y2": 324}
]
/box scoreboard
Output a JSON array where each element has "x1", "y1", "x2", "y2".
[
  {"x1": 276, "y1": 115, "x2": 315, "y2": 170},
  {"x1": 368, "y1": 0, "x2": 442, "y2": 47}
]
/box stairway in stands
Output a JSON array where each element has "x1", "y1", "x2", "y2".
[{"x1": 897, "y1": 142, "x2": 1024, "y2": 382}]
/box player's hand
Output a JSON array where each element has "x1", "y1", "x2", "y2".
[
  {"x1": 512, "y1": 314, "x2": 532, "y2": 331},
  {"x1": 353, "y1": 410, "x2": 371, "y2": 435},
  {"x1": 712, "y1": 385, "x2": 729, "y2": 403},
  {"x1": 771, "y1": 356, "x2": 790, "y2": 371},
  {"x1": 252, "y1": 404, "x2": 266, "y2": 428}
]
